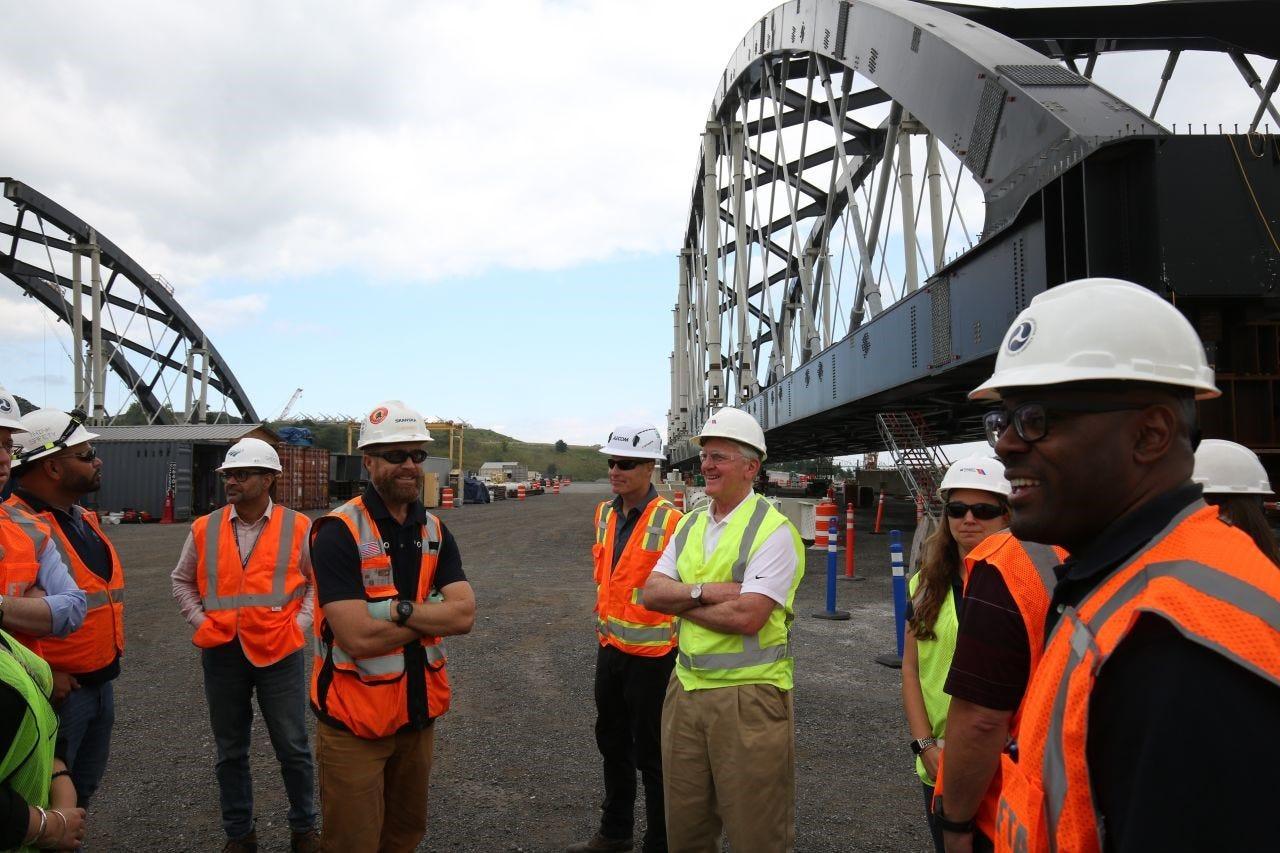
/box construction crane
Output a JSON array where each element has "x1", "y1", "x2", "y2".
[{"x1": 275, "y1": 388, "x2": 303, "y2": 421}]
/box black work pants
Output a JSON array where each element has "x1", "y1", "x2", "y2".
[{"x1": 594, "y1": 643, "x2": 676, "y2": 851}]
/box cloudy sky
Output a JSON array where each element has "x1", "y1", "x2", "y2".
[{"x1": 0, "y1": 0, "x2": 1271, "y2": 446}]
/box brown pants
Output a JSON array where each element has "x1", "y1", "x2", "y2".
[
  {"x1": 660, "y1": 676, "x2": 795, "y2": 853},
  {"x1": 316, "y1": 720, "x2": 435, "y2": 853}
]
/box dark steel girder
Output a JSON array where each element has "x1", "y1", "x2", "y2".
[
  {"x1": 925, "y1": 0, "x2": 1280, "y2": 61},
  {"x1": 1, "y1": 255, "x2": 170, "y2": 324},
  {"x1": 744, "y1": 86, "x2": 892, "y2": 137},
  {"x1": 0, "y1": 178, "x2": 259, "y2": 422},
  {"x1": 2, "y1": 272, "x2": 171, "y2": 422}
]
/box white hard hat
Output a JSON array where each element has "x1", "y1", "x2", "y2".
[
  {"x1": 0, "y1": 385, "x2": 24, "y2": 432},
  {"x1": 357, "y1": 400, "x2": 433, "y2": 449},
  {"x1": 14, "y1": 409, "x2": 100, "y2": 465},
  {"x1": 599, "y1": 423, "x2": 665, "y2": 461},
  {"x1": 218, "y1": 437, "x2": 282, "y2": 473},
  {"x1": 695, "y1": 407, "x2": 767, "y2": 461},
  {"x1": 938, "y1": 455, "x2": 1012, "y2": 499},
  {"x1": 970, "y1": 278, "x2": 1220, "y2": 401},
  {"x1": 1192, "y1": 439, "x2": 1273, "y2": 496}
]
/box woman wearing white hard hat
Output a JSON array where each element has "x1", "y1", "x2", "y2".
[
  {"x1": 1193, "y1": 439, "x2": 1279, "y2": 566},
  {"x1": 901, "y1": 456, "x2": 1010, "y2": 852}
]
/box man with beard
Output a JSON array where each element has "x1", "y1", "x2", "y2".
[
  {"x1": 309, "y1": 400, "x2": 475, "y2": 851},
  {"x1": 0, "y1": 390, "x2": 86, "y2": 652},
  {"x1": 8, "y1": 408, "x2": 119, "y2": 809},
  {"x1": 954, "y1": 278, "x2": 1280, "y2": 853},
  {"x1": 171, "y1": 438, "x2": 319, "y2": 853}
]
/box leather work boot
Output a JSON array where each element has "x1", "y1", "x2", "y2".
[
  {"x1": 221, "y1": 830, "x2": 258, "y2": 853},
  {"x1": 566, "y1": 833, "x2": 634, "y2": 852},
  {"x1": 291, "y1": 829, "x2": 322, "y2": 852}
]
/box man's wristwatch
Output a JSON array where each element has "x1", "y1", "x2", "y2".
[
  {"x1": 689, "y1": 583, "x2": 705, "y2": 605},
  {"x1": 910, "y1": 737, "x2": 938, "y2": 755},
  {"x1": 394, "y1": 600, "x2": 414, "y2": 626}
]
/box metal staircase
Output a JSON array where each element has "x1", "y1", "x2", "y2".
[{"x1": 875, "y1": 412, "x2": 951, "y2": 521}]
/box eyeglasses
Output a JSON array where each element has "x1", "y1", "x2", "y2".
[
  {"x1": 0, "y1": 443, "x2": 16, "y2": 456},
  {"x1": 607, "y1": 458, "x2": 647, "y2": 471},
  {"x1": 221, "y1": 469, "x2": 266, "y2": 482},
  {"x1": 945, "y1": 501, "x2": 1006, "y2": 521},
  {"x1": 699, "y1": 451, "x2": 745, "y2": 465},
  {"x1": 367, "y1": 449, "x2": 428, "y2": 465},
  {"x1": 64, "y1": 446, "x2": 97, "y2": 463},
  {"x1": 984, "y1": 401, "x2": 1150, "y2": 446}
]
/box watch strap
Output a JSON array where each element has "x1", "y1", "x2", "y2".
[{"x1": 932, "y1": 798, "x2": 975, "y2": 834}]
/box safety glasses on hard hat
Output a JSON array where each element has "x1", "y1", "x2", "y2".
[
  {"x1": 19, "y1": 409, "x2": 88, "y2": 463},
  {"x1": 368, "y1": 448, "x2": 429, "y2": 465},
  {"x1": 984, "y1": 401, "x2": 1149, "y2": 446}
]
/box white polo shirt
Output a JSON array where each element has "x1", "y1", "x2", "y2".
[{"x1": 652, "y1": 493, "x2": 798, "y2": 606}]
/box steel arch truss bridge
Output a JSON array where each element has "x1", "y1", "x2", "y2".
[
  {"x1": 0, "y1": 179, "x2": 258, "y2": 425},
  {"x1": 669, "y1": 0, "x2": 1280, "y2": 465}
]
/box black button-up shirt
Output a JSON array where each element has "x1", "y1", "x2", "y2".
[{"x1": 609, "y1": 486, "x2": 659, "y2": 568}]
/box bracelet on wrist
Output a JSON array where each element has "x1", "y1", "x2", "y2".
[
  {"x1": 30, "y1": 805, "x2": 47, "y2": 845},
  {"x1": 50, "y1": 769, "x2": 70, "y2": 781}
]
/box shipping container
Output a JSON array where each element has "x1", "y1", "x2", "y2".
[{"x1": 276, "y1": 445, "x2": 330, "y2": 511}]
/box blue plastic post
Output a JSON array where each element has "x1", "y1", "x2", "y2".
[
  {"x1": 875, "y1": 529, "x2": 907, "y2": 667},
  {"x1": 812, "y1": 515, "x2": 851, "y2": 620}
]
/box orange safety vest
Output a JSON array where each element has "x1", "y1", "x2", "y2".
[
  {"x1": 934, "y1": 533, "x2": 1065, "y2": 840},
  {"x1": 191, "y1": 504, "x2": 309, "y2": 667},
  {"x1": 995, "y1": 502, "x2": 1280, "y2": 853},
  {"x1": 0, "y1": 504, "x2": 53, "y2": 654},
  {"x1": 591, "y1": 495, "x2": 681, "y2": 657},
  {"x1": 4, "y1": 496, "x2": 124, "y2": 674},
  {"x1": 310, "y1": 496, "x2": 450, "y2": 740}
]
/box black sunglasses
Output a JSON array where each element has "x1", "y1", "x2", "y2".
[
  {"x1": 945, "y1": 501, "x2": 1006, "y2": 521},
  {"x1": 368, "y1": 449, "x2": 428, "y2": 465},
  {"x1": 984, "y1": 401, "x2": 1149, "y2": 446},
  {"x1": 607, "y1": 458, "x2": 648, "y2": 471},
  {"x1": 65, "y1": 446, "x2": 97, "y2": 463}
]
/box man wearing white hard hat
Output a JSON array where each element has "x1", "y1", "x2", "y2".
[
  {"x1": 9, "y1": 409, "x2": 127, "y2": 811},
  {"x1": 958, "y1": 278, "x2": 1280, "y2": 853},
  {"x1": 1192, "y1": 439, "x2": 1279, "y2": 565},
  {"x1": 568, "y1": 424, "x2": 681, "y2": 853},
  {"x1": 309, "y1": 400, "x2": 475, "y2": 851},
  {"x1": 643, "y1": 407, "x2": 804, "y2": 852},
  {"x1": 170, "y1": 437, "x2": 319, "y2": 853},
  {"x1": 0, "y1": 397, "x2": 88, "y2": 664}
]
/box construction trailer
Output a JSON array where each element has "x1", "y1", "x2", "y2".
[{"x1": 84, "y1": 424, "x2": 277, "y2": 521}]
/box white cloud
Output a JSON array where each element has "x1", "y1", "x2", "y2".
[{"x1": 0, "y1": 291, "x2": 67, "y2": 342}]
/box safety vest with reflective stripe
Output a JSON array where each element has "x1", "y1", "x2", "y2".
[
  {"x1": 191, "y1": 504, "x2": 309, "y2": 667},
  {"x1": 0, "y1": 504, "x2": 52, "y2": 655},
  {"x1": 933, "y1": 533, "x2": 1065, "y2": 839},
  {"x1": 671, "y1": 493, "x2": 804, "y2": 691},
  {"x1": 995, "y1": 502, "x2": 1280, "y2": 853},
  {"x1": 592, "y1": 496, "x2": 681, "y2": 657},
  {"x1": 310, "y1": 496, "x2": 450, "y2": 740},
  {"x1": 4, "y1": 496, "x2": 124, "y2": 674}
]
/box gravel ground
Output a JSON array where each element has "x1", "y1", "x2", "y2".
[{"x1": 90, "y1": 484, "x2": 931, "y2": 852}]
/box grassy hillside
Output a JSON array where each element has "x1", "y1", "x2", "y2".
[
  {"x1": 272, "y1": 422, "x2": 609, "y2": 482},
  {"x1": 452, "y1": 428, "x2": 607, "y2": 481}
]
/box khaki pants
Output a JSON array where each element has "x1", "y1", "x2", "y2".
[
  {"x1": 660, "y1": 675, "x2": 795, "y2": 853},
  {"x1": 316, "y1": 720, "x2": 435, "y2": 853}
]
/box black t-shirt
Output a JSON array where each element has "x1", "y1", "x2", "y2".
[
  {"x1": 1043, "y1": 482, "x2": 1280, "y2": 851},
  {"x1": 944, "y1": 561, "x2": 1032, "y2": 712},
  {"x1": 310, "y1": 486, "x2": 467, "y2": 731}
]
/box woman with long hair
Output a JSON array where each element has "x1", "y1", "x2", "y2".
[
  {"x1": 901, "y1": 456, "x2": 1010, "y2": 852},
  {"x1": 1193, "y1": 439, "x2": 1280, "y2": 566}
]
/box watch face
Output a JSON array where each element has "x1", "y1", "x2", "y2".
[{"x1": 397, "y1": 601, "x2": 414, "y2": 620}]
